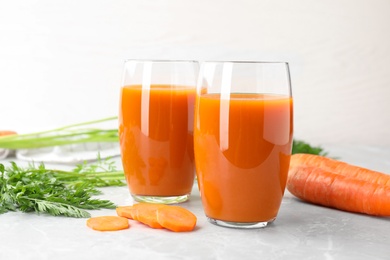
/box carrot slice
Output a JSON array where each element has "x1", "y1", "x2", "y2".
[
  {"x1": 86, "y1": 216, "x2": 129, "y2": 231},
  {"x1": 116, "y1": 206, "x2": 137, "y2": 220},
  {"x1": 134, "y1": 203, "x2": 166, "y2": 229},
  {"x1": 118, "y1": 203, "x2": 154, "y2": 221},
  {"x1": 157, "y1": 205, "x2": 197, "y2": 232},
  {"x1": 115, "y1": 203, "x2": 197, "y2": 232}
]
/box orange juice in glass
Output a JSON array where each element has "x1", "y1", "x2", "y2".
[
  {"x1": 119, "y1": 60, "x2": 198, "y2": 204},
  {"x1": 194, "y1": 61, "x2": 293, "y2": 228}
]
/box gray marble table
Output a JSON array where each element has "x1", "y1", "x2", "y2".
[{"x1": 1, "y1": 144, "x2": 389, "y2": 260}]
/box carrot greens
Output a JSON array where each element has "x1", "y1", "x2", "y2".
[
  {"x1": 292, "y1": 139, "x2": 328, "y2": 156},
  {"x1": 0, "y1": 157, "x2": 125, "y2": 218}
]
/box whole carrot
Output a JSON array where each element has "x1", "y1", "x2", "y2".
[
  {"x1": 290, "y1": 154, "x2": 390, "y2": 186},
  {"x1": 287, "y1": 166, "x2": 390, "y2": 216}
]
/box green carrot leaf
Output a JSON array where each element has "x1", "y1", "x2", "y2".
[
  {"x1": 0, "y1": 157, "x2": 125, "y2": 218},
  {"x1": 292, "y1": 139, "x2": 328, "y2": 156}
]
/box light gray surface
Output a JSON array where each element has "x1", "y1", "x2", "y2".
[{"x1": 1, "y1": 144, "x2": 390, "y2": 260}]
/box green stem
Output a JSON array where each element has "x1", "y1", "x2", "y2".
[
  {"x1": 0, "y1": 117, "x2": 119, "y2": 149},
  {"x1": 0, "y1": 131, "x2": 119, "y2": 149},
  {"x1": 13, "y1": 116, "x2": 118, "y2": 138},
  {"x1": 57, "y1": 173, "x2": 125, "y2": 182}
]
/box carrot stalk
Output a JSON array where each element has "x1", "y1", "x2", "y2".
[
  {"x1": 287, "y1": 165, "x2": 390, "y2": 216},
  {"x1": 86, "y1": 216, "x2": 130, "y2": 231}
]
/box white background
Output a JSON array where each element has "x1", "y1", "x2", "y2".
[{"x1": 1, "y1": 0, "x2": 389, "y2": 146}]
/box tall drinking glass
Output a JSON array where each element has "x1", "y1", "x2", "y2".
[
  {"x1": 119, "y1": 60, "x2": 199, "y2": 204},
  {"x1": 194, "y1": 61, "x2": 293, "y2": 228}
]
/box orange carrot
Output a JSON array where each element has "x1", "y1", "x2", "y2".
[
  {"x1": 290, "y1": 154, "x2": 390, "y2": 186},
  {"x1": 0, "y1": 131, "x2": 17, "y2": 137},
  {"x1": 157, "y1": 205, "x2": 197, "y2": 232},
  {"x1": 287, "y1": 166, "x2": 390, "y2": 216},
  {"x1": 116, "y1": 206, "x2": 137, "y2": 220},
  {"x1": 86, "y1": 216, "x2": 130, "y2": 231}
]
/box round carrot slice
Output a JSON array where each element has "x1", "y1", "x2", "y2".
[
  {"x1": 86, "y1": 216, "x2": 129, "y2": 231},
  {"x1": 157, "y1": 206, "x2": 197, "y2": 232}
]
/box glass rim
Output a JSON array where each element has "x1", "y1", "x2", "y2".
[
  {"x1": 198, "y1": 60, "x2": 289, "y2": 65},
  {"x1": 123, "y1": 59, "x2": 288, "y2": 65},
  {"x1": 123, "y1": 59, "x2": 199, "y2": 64}
]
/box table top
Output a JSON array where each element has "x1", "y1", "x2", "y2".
[{"x1": 1, "y1": 144, "x2": 390, "y2": 260}]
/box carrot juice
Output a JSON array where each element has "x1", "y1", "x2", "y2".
[
  {"x1": 194, "y1": 93, "x2": 293, "y2": 223},
  {"x1": 119, "y1": 84, "x2": 196, "y2": 197}
]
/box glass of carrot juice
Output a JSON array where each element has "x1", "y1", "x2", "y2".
[
  {"x1": 119, "y1": 60, "x2": 199, "y2": 204},
  {"x1": 194, "y1": 61, "x2": 293, "y2": 228}
]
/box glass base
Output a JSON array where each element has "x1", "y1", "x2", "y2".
[
  {"x1": 207, "y1": 217, "x2": 275, "y2": 229},
  {"x1": 131, "y1": 194, "x2": 190, "y2": 204}
]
